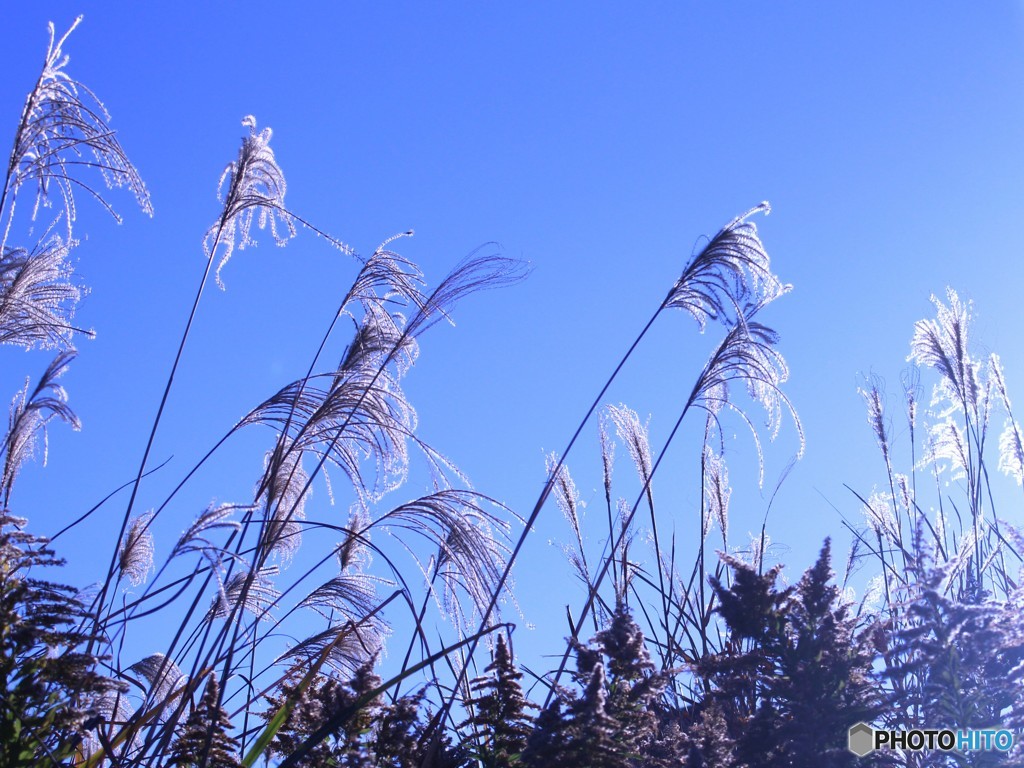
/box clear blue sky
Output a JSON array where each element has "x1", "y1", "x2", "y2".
[{"x1": 4, "y1": 4, "x2": 1024, "y2": 678}]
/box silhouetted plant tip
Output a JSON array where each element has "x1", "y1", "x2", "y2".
[{"x1": 1, "y1": 15, "x2": 151, "y2": 246}]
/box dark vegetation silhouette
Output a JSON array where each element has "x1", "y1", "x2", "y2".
[{"x1": 2, "y1": 17, "x2": 1023, "y2": 767}]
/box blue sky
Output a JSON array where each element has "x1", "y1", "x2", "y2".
[{"x1": 4, "y1": 4, "x2": 1024, "y2": 678}]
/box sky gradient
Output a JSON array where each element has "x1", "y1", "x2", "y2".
[{"x1": 4, "y1": 4, "x2": 1024, "y2": 674}]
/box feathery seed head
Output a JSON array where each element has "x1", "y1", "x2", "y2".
[
  {"x1": 374, "y1": 490, "x2": 511, "y2": 629},
  {"x1": 862, "y1": 492, "x2": 898, "y2": 544},
  {"x1": 598, "y1": 412, "x2": 615, "y2": 501},
  {"x1": 923, "y1": 418, "x2": 969, "y2": 482},
  {"x1": 211, "y1": 566, "x2": 280, "y2": 620},
  {"x1": 258, "y1": 443, "x2": 310, "y2": 563},
  {"x1": 606, "y1": 404, "x2": 652, "y2": 487},
  {"x1": 691, "y1": 317, "x2": 803, "y2": 483},
  {"x1": 989, "y1": 354, "x2": 1024, "y2": 486},
  {"x1": 2, "y1": 349, "x2": 78, "y2": 501},
  {"x1": 5, "y1": 16, "x2": 150, "y2": 245},
  {"x1": 207, "y1": 116, "x2": 295, "y2": 289},
  {"x1": 174, "y1": 502, "x2": 244, "y2": 557},
  {"x1": 999, "y1": 419, "x2": 1024, "y2": 486},
  {"x1": 0, "y1": 234, "x2": 88, "y2": 350},
  {"x1": 859, "y1": 378, "x2": 891, "y2": 466},
  {"x1": 338, "y1": 503, "x2": 372, "y2": 572},
  {"x1": 909, "y1": 288, "x2": 982, "y2": 415},
  {"x1": 703, "y1": 445, "x2": 731, "y2": 545},
  {"x1": 546, "y1": 452, "x2": 584, "y2": 547},
  {"x1": 664, "y1": 202, "x2": 789, "y2": 330},
  {"x1": 128, "y1": 653, "x2": 186, "y2": 707},
  {"x1": 118, "y1": 511, "x2": 155, "y2": 587}
]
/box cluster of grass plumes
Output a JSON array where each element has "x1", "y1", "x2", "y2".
[
  {"x1": 0, "y1": 17, "x2": 525, "y2": 766},
  {"x1": 840, "y1": 288, "x2": 1024, "y2": 764},
  {"x1": 5, "y1": 15, "x2": 1024, "y2": 768}
]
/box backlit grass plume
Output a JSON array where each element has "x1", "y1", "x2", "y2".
[
  {"x1": 0, "y1": 232, "x2": 86, "y2": 350},
  {"x1": 663, "y1": 201, "x2": 788, "y2": 328},
  {"x1": 1, "y1": 16, "x2": 150, "y2": 244},
  {"x1": 118, "y1": 512, "x2": 155, "y2": 588},
  {"x1": 206, "y1": 115, "x2": 296, "y2": 290},
  {"x1": 2, "y1": 349, "x2": 78, "y2": 507}
]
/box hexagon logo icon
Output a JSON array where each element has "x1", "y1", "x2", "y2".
[{"x1": 848, "y1": 722, "x2": 875, "y2": 756}]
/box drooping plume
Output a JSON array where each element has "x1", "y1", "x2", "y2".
[
  {"x1": 127, "y1": 653, "x2": 186, "y2": 710},
  {"x1": 663, "y1": 202, "x2": 788, "y2": 330},
  {"x1": 206, "y1": 116, "x2": 296, "y2": 289},
  {"x1": 372, "y1": 490, "x2": 512, "y2": 629},
  {"x1": 210, "y1": 566, "x2": 281, "y2": 621},
  {"x1": 2, "y1": 16, "x2": 151, "y2": 237},
  {"x1": 689, "y1": 318, "x2": 803, "y2": 483},
  {"x1": 0, "y1": 234, "x2": 85, "y2": 350},
  {"x1": 2, "y1": 349, "x2": 79, "y2": 504}
]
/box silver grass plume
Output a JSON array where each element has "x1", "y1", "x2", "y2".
[
  {"x1": 663, "y1": 202, "x2": 789, "y2": 330},
  {"x1": 206, "y1": 115, "x2": 295, "y2": 289},
  {"x1": 244, "y1": 370, "x2": 415, "y2": 505},
  {"x1": 82, "y1": 690, "x2": 135, "y2": 759},
  {"x1": 703, "y1": 444, "x2": 731, "y2": 547},
  {"x1": 689, "y1": 316, "x2": 803, "y2": 484},
  {"x1": 258, "y1": 442, "x2": 310, "y2": 563},
  {"x1": 2, "y1": 16, "x2": 151, "y2": 240},
  {"x1": 861, "y1": 574, "x2": 885, "y2": 615},
  {"x1": 922, "y1": 418, "x2": 969, "y2": 482},
  {"x1": 173, "y1": 502, "x2": 245, "y2": 558},
  {"x1": 0, "y1": 233, "x2": 87, "y2": 350},
  {"x1": 340, "y1": 234, "x2": 428, "y2": 320},
  {"x1": 296, "y1": 540, "x2": 391, "y2": 669},
  {"x1": 859, "y1": 378, "x2": 892, "y2": 471},
  {"x1": 605, "y1": 404, "x2": 653, "y2": 489},
  {"x1": 280, "y1": 620, "x2": 384, "y2": 677},
  {"x1": 738, "y1": 530, "x2": 771, "y2": 573},
  {"x1": 862, "y1": 491, "x2": 899, "y2": 545},
  {"x1": 598, "y1": 411, "x2": 615, "y2": 503},
  {"x1": 337, "y1": 504, "x2": 373, "y2": 572},
  {"x1": 614, "y1": 497, "x2": 638, "y2": 598},
  {"x1": 373, "y1": 490, "x2": 511, "y2": 628},
  {"x1": 908, "y1": 288, "x2": 981, "y2": 416},
  {"x1": 405, "y1": 248, "x2": 526, "y2": 338},
  {"x1": 546, "y1": 452, "x2": 591, "y2": 590},
  {"x1": 211, "y1": 565, "x2": 280, "y2": 620},
  {"x1": 842, "y1": 537, "x2": 862, "y2": 590},
  {"x1": 546, "y1": 452, "x2": 585, "y2": 555},
  {"x1": 895, "y1": 473, "x2": 914, "y2": 519},
  {"x1": 338, "y1": 301, "x2": 419, "y2": 379},
  {"x1": 1, "y1": 348, "x2": 78, "y2": 503},
  {"x1": 127, "y1": 653, "x2": 187, "y2": 711},
  {"x1": 117, "y1": 511, "x2": 154, "y2": 587},
  {"x1": 246, "y1": 250, "x2": 524, "y2": 514},
  {"x1": 172, "y1": 502, "x2": 246, "y2": 607},
  {"x1": 299, "y1": 571, "x2": 386, "y2": 625},
  {"x1": 991, "y1": 354, "x2": 1024, "y2": 486},
  {"x1": 943, "y1": 527, "x2": 978, "y2": 591},
  {"x1": 245, "y1": 296, "x2": 423, "y2": 505}
]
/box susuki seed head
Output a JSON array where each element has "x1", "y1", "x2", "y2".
[
  {"x1": 206, "y1": 116, "x2": 296, "y2": 289},
  {"x1": 664, "y1": 202, "x2": 789, "y2": 331},
  {"x1": 118, "y1": 511, "x2": 155, "y2": 587}
]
